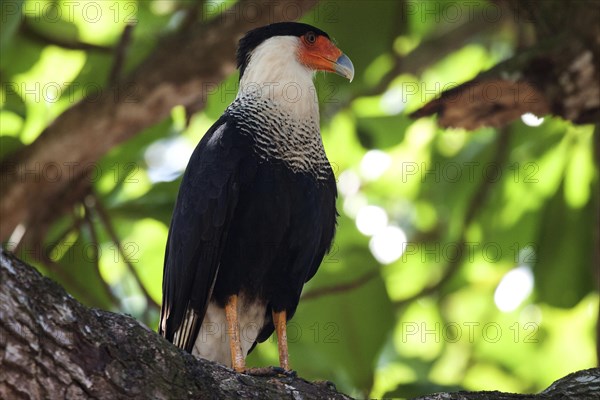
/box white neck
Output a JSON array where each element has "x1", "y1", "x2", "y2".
[{"x1": 237, "y1": 36, "x2": 319, "y2": 123}]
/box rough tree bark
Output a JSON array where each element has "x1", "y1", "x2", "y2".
[
  {"x1": 411, "y1": 0, "x2": 600, "y2": 129},
  {"x1": 0, "y1": 0, "x2": 318, "y2": 243},
  {"x1": 1, "y1": 251, "x2": 599, "y2": 399},
  {"x1": 0, "y1": 250, "x2": 350, "y2": 400}
]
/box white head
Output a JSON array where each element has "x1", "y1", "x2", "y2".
[{"x1": 235, "y1": 23, "x2": 354, "y2": 118}]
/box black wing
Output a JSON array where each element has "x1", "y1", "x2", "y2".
[
  {"x1": 251, "y1": 169, "x2": 338, "y2": 349},
  {"x1": 159, "y1": 116, "x2": 251, "y2": 352},
  {"x1": 304, "y1": 171, "x2": 338, "y2": 283}
]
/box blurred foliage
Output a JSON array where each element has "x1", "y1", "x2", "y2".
[{"x1": 1, "y1": 1, "x2": 598, "y2": 399}]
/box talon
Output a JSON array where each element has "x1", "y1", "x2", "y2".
[
  {"x1": 271, "y1": 366, "x2": 286, "y2": 375},
  {"x1": 283, "y1": 369, "x2": 297, "y2": 378}
]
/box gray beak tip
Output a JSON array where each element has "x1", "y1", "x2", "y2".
[{"x1": 334, "y1": 54, "x2": 355, "y2": 82}]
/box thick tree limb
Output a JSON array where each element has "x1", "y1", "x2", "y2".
[
  {"x1": 411, "y1": 0, "x2": 600, "y2": 129},
  {"x1": 0, "y1": 249, "x2": 350, "y2": 400},
  {"x1": 539, "y1": 368, "x2": 600, "y2": 399},
  {"x1": 414, "y1": 368, "x2": 600, "y2": 400},
  {"x1": 1, "y1": 250, "x2": 598, "y2": 399},
  {"x1": 0, "y1": 0, "x2": 318, "y2": 242}
]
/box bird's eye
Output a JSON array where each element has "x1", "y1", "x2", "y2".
[{"x1": 305, "y1": 32, "x2": 316, "y2": 44}]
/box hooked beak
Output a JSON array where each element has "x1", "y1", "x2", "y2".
[{"x1": 333, "y1": 53, "x2": 354, "y2": 82}]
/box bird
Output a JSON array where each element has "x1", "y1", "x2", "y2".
[{"x1": 159, "y1": 22, "x2": 354, "y2": 373}]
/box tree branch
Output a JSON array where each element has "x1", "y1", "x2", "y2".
[
  {"x1": 181, "y1": 0, "x2": 206, "y2": 31},
  {"x1": 414, "y1": 368, "x2": 599, "y2": 400},
  {"x1": 1, "y1": 250, "x2": 597, "y2": 399},
  {"x1": 82, "y1": 199, "x2": 122, "y2": 308},
  {"x1": 301, "y1": 268, "x2": 380, "y2": 301},
  {"x1": 411, "y1": 0, "x2": 600, "y2": 129},
  {"x1": 20, "y1": 19, "x2": 113, "y2": 53},
  {"x1": 90, "y1": 193, "x2": 160, "y2": 311},
  {"x1": 108, "y1": 23, "x2": 136, "y2": 85},
  {"x1": 0, "y1": 249, "x2": 351, "y2": 399}
]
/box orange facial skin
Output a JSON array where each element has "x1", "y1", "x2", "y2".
[{"x1": 298, "y1": 33, "x2": 344, "y2": 74}]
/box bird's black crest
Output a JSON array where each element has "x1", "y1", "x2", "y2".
[{"x1": 236, "y1": 22, "x2": 330, "y2": 79}]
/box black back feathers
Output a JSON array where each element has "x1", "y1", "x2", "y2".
[{"x1": 236, "y1": 22, "x2": 330, "y2": 79}]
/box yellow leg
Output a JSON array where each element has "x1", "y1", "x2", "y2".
[
  {"x1": 272, "y1": 310, "x2": 290, "y2": 371},
  {"x1": 225, "y1": 295, "x2": 245, "y2": 372}
]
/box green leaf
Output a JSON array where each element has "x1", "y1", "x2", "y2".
[
  {"x1": 0, "y1": 0, "x2": 23, "y2": 51},
  {"x1": 357, "y1": 114, "x2": 413, "y2": 149},
  {"x1": 49, "y1": 235, "x2": 115, "y2": 310},
  {"x1": 534, "y1": 181, "x2": 595, "y2": 308},
  {"x1": 304, "y1": 0, "x2": 397, "y2": 89},
  {"x1": 0, "y1": 134, "x2": 24, "y2": 159},
  {"x1": 109, "y1": 180, "x2": 179, "y2": 226}
]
